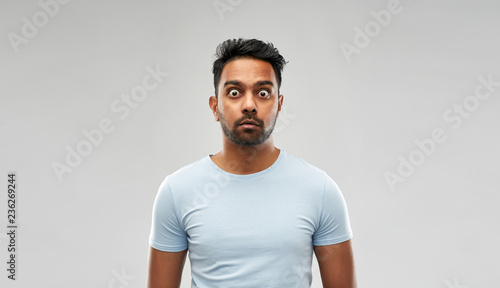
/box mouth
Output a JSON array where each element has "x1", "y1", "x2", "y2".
[
  {"x1": 240, "y1": 120, "x2": 259, "y2": 126},
  {"x1": 239, "y1": 120, "x2": 260, "y2": 130}
]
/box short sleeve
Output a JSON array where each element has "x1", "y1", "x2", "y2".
[
  {"x1": 313, "y1": 174, "x2": 353, "y2": 246},
  {"x1": 149, "y1": 177, "x2": 188, "y2": 252}
]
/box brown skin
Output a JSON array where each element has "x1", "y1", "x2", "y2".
[
  {"x1": 147, "y1": 247, "x2": 187, "y2": 288},
  {"x1": 314, "y1": 240, "x2": 357, "y2": 288},
  {"x1": 147, "y1": 57, "x2": 356, "y2": 287},
  {"x1": 208, "y1": 57, "x2": 283, "y2": 174}
]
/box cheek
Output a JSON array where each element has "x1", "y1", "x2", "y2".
[
  {"x1": 218, "y1": 106, "x2": 235, "y2": 123},
  {"x1": 217, "y1": 103, "x2": 227, "y2": 118},
  {"x1": 264, "y1": 103, "x2": 279, "y2": 116}
]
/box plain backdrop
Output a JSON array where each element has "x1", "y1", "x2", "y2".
[{"x1": 1, "y1": 0, "x2": 499, "y2": 287}]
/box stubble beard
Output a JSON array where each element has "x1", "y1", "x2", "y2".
[{"x1": 218, "y1": 109, "x2": 279, "y2": 147}]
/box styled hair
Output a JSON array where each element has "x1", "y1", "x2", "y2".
[{"x1": 212, "y1": 38, "x2": 287, "y2": 96}]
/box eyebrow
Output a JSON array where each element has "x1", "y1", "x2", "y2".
[
  {"x1": 223, "y1": 80, "x2": 241, "y2": 87},
  {"x1": 256, "y1": 80, "x2": 274, "y2": 87},
  {"x1": 223, "y1": 80, "x2": 274, "y2": 88}
]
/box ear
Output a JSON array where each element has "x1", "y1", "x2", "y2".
[
  {"x1": 209, "y1": 96, "x2": 219, "y2": 121},
  {"x1": 277, "y1": 94, "x2": 284, "y2": 113}
]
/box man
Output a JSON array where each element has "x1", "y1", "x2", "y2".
[{"x1": 148, "y1": 38, "x2": 356, "y2": 288}]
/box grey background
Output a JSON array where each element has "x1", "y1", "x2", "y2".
[{"x1": 1, "y1": 0, "x2": 499, "y2": 287}]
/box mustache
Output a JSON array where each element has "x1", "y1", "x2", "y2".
[{"x1": 235, "y1": 114, "x2": 264, "y2": 126}]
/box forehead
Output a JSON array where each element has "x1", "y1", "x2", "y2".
[{"x1": 219, "y1": 58, "x2": 277, "y2": 86}]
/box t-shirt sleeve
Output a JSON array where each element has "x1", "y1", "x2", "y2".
[
  {"x1": 149, "y1": 177, "x2": 188, "y2": 252},
  {"x1": 313, "y1": 173, "x2": 353, "y2": 246}
]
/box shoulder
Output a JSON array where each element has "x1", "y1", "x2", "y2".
[
  {"x1": 280, "y1": 150, "x2": 328, "y2": 178},
  {"x1": 159, "y1": 156, "x2": 212, "y2": 191},
  {"x1": 170, "y1": 156, "x2": 209, "y2": 178},
  {"x1": 278, "y1": 150, "x2": 332, "y2": 191}
]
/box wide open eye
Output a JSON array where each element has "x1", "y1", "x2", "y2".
[
  {"x1": 228, "y1": 89, "x2": 240, "y2": 97},
  {"x1": 258, "y1": 90, "x2": 270, "y2": 98}
]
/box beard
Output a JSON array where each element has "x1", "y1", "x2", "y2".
[{"x1": 218, "y1": 109, "x2": 278, "y2": 146}]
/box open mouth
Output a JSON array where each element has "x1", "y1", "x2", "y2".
[
  {"x1": 239, "y1": 120, "x2": 259, "y2": 126},
  {"x1": 240, "y1": 123, "x2": 258, "y2": 129}
]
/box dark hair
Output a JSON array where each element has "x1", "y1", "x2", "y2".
[{"x1": 212, "y1": 38, "x2": 287, "y2": 96}]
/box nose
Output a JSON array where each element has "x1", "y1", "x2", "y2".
[{"x1": 241, "y1": 92, "x2": 257, "y2": 113}]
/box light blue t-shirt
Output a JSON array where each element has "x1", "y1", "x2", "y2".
[{"x1": 149, "y1": 149, "x2": 353, "y2": 288}]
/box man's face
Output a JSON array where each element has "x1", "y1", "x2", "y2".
[{"x1": 210, "y1": 57, "x2": 283, "y2": 146}]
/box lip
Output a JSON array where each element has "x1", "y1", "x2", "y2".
[
  {"x1": 240, "y1": 120, "x2": 259, "y2": 126},
  {"x1": 240, "y1": 123, "x2": 258, "y2": 129}
]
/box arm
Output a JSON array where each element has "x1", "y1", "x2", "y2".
[
  {"x1": 314, "y1": 239, "x2": 357, "y2": 288},
  {"x1": 147, "y1": 246, "x2": 188, "y2": 288}
]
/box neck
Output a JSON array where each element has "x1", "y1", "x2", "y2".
[{"x1": 211, "y1": 136, "x2": 280, "y2": 175}]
